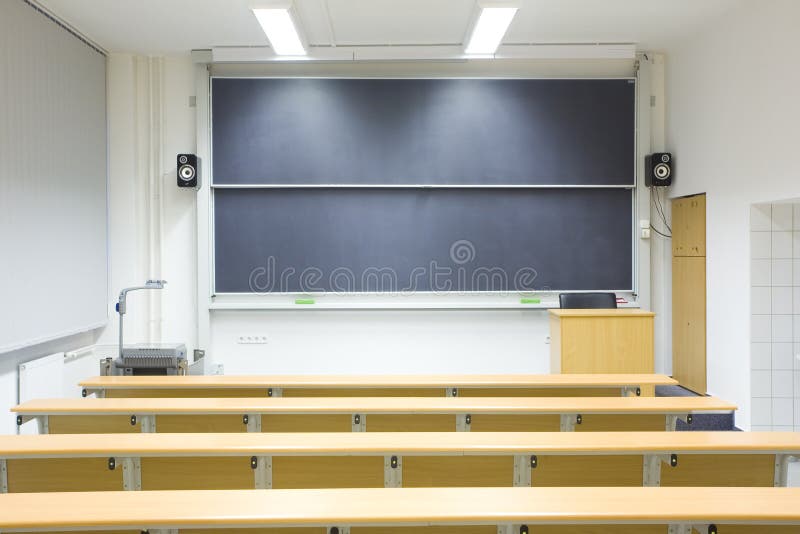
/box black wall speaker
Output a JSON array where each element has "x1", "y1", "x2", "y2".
[
  {"x1": 645, "y1": 152, "x2": 673, "y2": 187},
  {"x1": 177, "y1": 154, "x2": 200, "y2": 189}
]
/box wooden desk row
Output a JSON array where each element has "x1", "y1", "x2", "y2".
[
  {"x1": 79, "y1": 373, "x2": 678, "y2": 398},
  {"x1": 12, "y1": 396, "x2": 735, "y2": 434},
  {"x1": 2, "y1": 486, "x2": 800, "y2": 533},
  {"x1": 1, "y1": 432, "x2": 797, "y2": 493}
]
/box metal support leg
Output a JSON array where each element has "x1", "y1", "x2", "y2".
[
  {"x1": 1, "y1": 459, "x2": 7, "y2": 493},
  {"x1": 352, "y1": 414, "x2": 366, "y2": 432},
  {"x1": 560, "y1": 414, "x2": 578, "y2": 432},
  {"x1": 513, "y1": 455, "x2": 532, "y2": 487},
  {"x1": 36, "y1": 415, "x2": 49, "y2": 435},
  {"x1": 666, "y1": 414, "x2": 678, "y2": 431},
  {"x1": 384, "y1": 455, "x2": 402, "y2": 487},
  {"x1": 774, "y1": 454, "x2": 797, "y2": 487},
  {"x1": 121, "y1": 457, "x2": 142, "y2": 490},
  {"x1": 267, "y1": 387, "x2": 282, "y2": 397},
  {"x1": 245, "y1": 414, "x2": 262, "y2": 433},
  {"x1": 642, "y1": 454, "x2": 677, "y2": 487},
  {"x1": 252, "y1": 455, "x2": 272, "y2": 489},
  {"x1": 456, "y1": 414, "x2": 471, "y2": 432},
  {"x1": 669, "y1": 524, "x2": 715, "y2": 534},
  {"x1": 139, "y1": 415, "x2": 156, "y2": 433}
]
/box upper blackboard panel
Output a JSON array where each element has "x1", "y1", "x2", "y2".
[{"x1": 212, "y1": 78, "x2": 635, "y2": 186}]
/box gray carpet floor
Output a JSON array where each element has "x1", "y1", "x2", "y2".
[{"x1": 655, "y1": 385, "x2": 737, "y2": 431}]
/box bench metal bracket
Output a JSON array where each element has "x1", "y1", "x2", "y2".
[
  {"x1": 0, "y1": 459, "x2": 7, "y2": 493},
  {"x1": 121, "y1": 457, "x2": 142, "y2": 490},
  {"x1": 642, "y1": 453, "x2": 677, "y2": 487},
  {"x1": 245, "y1": 414, "x2": 262, "y2": 433},
  {"x1": 139, "y1": 415, "x2": 156, "y2": 433},
  {"x1": 497, "y1": 523, "x2": 527, "y2": 534},
  {"x1": 35, "y1": 415, "x2": 49, "y2": 435},
  {"x1": 668, "y1": 524, "x2": 715, "y2": 534},
  {"x1": 774, "y1": 454, "x2": 797, "y2": 487},
  {"x1": 252, "y1": 455, "x2": 272, "y2": 489},
  {"x1": 447, "y1": 387, "x2": 459, "y2": 397},
  {"x1": 148, "y1": 530, "x2": 179, "y2": 534},
  {"x1": 81, "y1": 388, "x2": 106, "y2": 398},
  {"x1": 16, "y1": 414, "x2": 48, "y2": 433},
  {"x1": 384, "y1": 454, "x2": 402, "y2": 487},
  {"x1": 267, "y1": 387, "x2": 282, "y2": 397},
  {"x1": 665, "y1": 414, "x2": 691, "y2": 431},
  {"x1": 560, "y1": 414, "x2": 579, "y2": 432},
  {"x1": 456, "y1": 414, "x2": 471, "y2": 432},
  {"x1": 513, "y1": 455, "x2": 532, "y2": 487},
  {"x1": 330, "y1": 527, "x2": 351, "y2": 534},
  {"x1": 352, "y1": 414, "x2": 366, "y2": 432},
  {"x1": 622, "y1": 386, "x2": 642, "y2": 397}
]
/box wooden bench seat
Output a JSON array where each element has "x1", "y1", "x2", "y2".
[
  {"x1": 12, "y1": 396, "x2": 736, "y2": 435},
  {"x1": 1, "y1": 486, "x2": 799, "y2": 533},
  {"x1": 0, "y1": 431, "x2": 796, "y2": 492},
  {"x1": 79, "y1": 373, "x2": 678, "y2": 399}
]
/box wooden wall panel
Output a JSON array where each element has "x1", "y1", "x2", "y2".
[
  {"x1": 6, "y1": 458, "x2": 122, "y2": 492},
  {"x1": 531, "y1": 455, "x2": 642, "y2": 487},
  {"x1": 366, "y1": 414, "x2": 456, "y2": 432},
  {"x1": 672, "y1": 256, "x2": 707, "y2": 394},
  {"x1": 402, "y1": 456, "x2": 513, "y2": 487},
  {"x1": 48, "y1": 415, "x2": 139, "y2": 434},
  {"x1": 157, "y1": 414, "x2": 247, "y2": 433},
  {"x1": 262, "y1": 414, "x2": 352, "y2": 432},
  {"x1": 469, "y1": 415, "x2": 561, "y2": 432},
  {"x1": 141, "y1": 457, "x2": 254, "y2": 490},
  {"x1": 575, "y1": 414, "x2": 666, "y2": 432},
  {"x1": 272, "y1": 456, "x2": 384, "y2": 489},
  {"x1": 660, "y1": 454, "x2": 774, "y2": 487}
]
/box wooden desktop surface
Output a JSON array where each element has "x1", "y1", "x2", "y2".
[
  {"x1": 0, "y1": 431, "x2": 795, "y2": 458},
  {"x1": 79, "y1": 373, "x2": 676, "y2": 389},
  {"x1": 1, "y1": 487, "x2": 799, "y2": 530},
  {"x1": 12, "y1": 395, "x2": 736, "y2": 416}
]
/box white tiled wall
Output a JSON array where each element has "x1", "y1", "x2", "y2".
[{"x1": 750, "y1": 203, "x2": 800, "y2": 431}]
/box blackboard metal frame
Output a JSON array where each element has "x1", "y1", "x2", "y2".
[{"x1": 207, "y1": 76, "x2": 638, "y2": 302}]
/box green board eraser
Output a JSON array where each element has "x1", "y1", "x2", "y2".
[
  {"x1": 520, "y1": 298, "x2": 541, "y2": 304},
  {"x1": 295, "y1": 298, "x2": 315, "y2": 305}
]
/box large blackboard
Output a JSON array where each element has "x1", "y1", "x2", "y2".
[
  {"x1": 212, "y1": 78, "x2": 635, "y2": 186},
  {"x1": 214, "y1": 188, "x2": 633, "y2": 293},
  {"x1": 211, "y1": 77, "x2": 636, "y2": 294}
]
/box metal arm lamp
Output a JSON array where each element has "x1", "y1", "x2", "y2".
[{"x1": 116, "y1": 280, "x2": 167, "y2": 358}]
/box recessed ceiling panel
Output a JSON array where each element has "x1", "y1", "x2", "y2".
[
  {"x1": 506, "y1": 0, "x2": 741, "y2": 49},
  {"x1": 325, "y1": 0, "x2": 474, "y2": 45}
]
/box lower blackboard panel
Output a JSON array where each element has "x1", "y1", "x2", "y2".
[{"x1": 214, "y1": 188, "x2": 633, "y2": 293}]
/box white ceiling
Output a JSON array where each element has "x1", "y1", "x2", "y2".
[{"x1": 37, "y1": 0, "x2": 743, "y2": 55}]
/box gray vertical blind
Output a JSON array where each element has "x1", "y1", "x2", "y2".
[{"x1": 0, "y1": 0, "x2": 108, "y2": 351}]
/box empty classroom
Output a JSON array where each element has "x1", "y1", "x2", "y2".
[{"x1": 2, "y1": 1, "x2": 800, "y2": 533}]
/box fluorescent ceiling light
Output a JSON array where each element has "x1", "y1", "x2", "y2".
[
  {"x1": 465, "y1": 4, "x2": 519, "y2": 55},
  {"x1": 252, "y1": 6, "x2": 306, "y2": 56}
]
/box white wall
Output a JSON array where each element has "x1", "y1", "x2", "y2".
[
  {"x1": 94, "y1": 55, "x2": 660, "y2": 377},
  {"x1": 664, "y1": 0, "x2": 800, "y2": 429},
  {"x1": 198, "y1": 58, "x2": 650, "y2": 376},
  {"x1": 99, "y1": 54, "x2": 197, "y2": 352}
]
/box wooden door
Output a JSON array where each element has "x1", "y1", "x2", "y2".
[
  {"x1": 672, "y1": 256, "x2": 706, "y2": 393},
  {"x1": 671, "y1": 193, "x2": 707, "y2": 394}
]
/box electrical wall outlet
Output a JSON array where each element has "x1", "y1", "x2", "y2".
[{"x1": 237, "y1": 335, "x2": 268, "y2": 344}]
